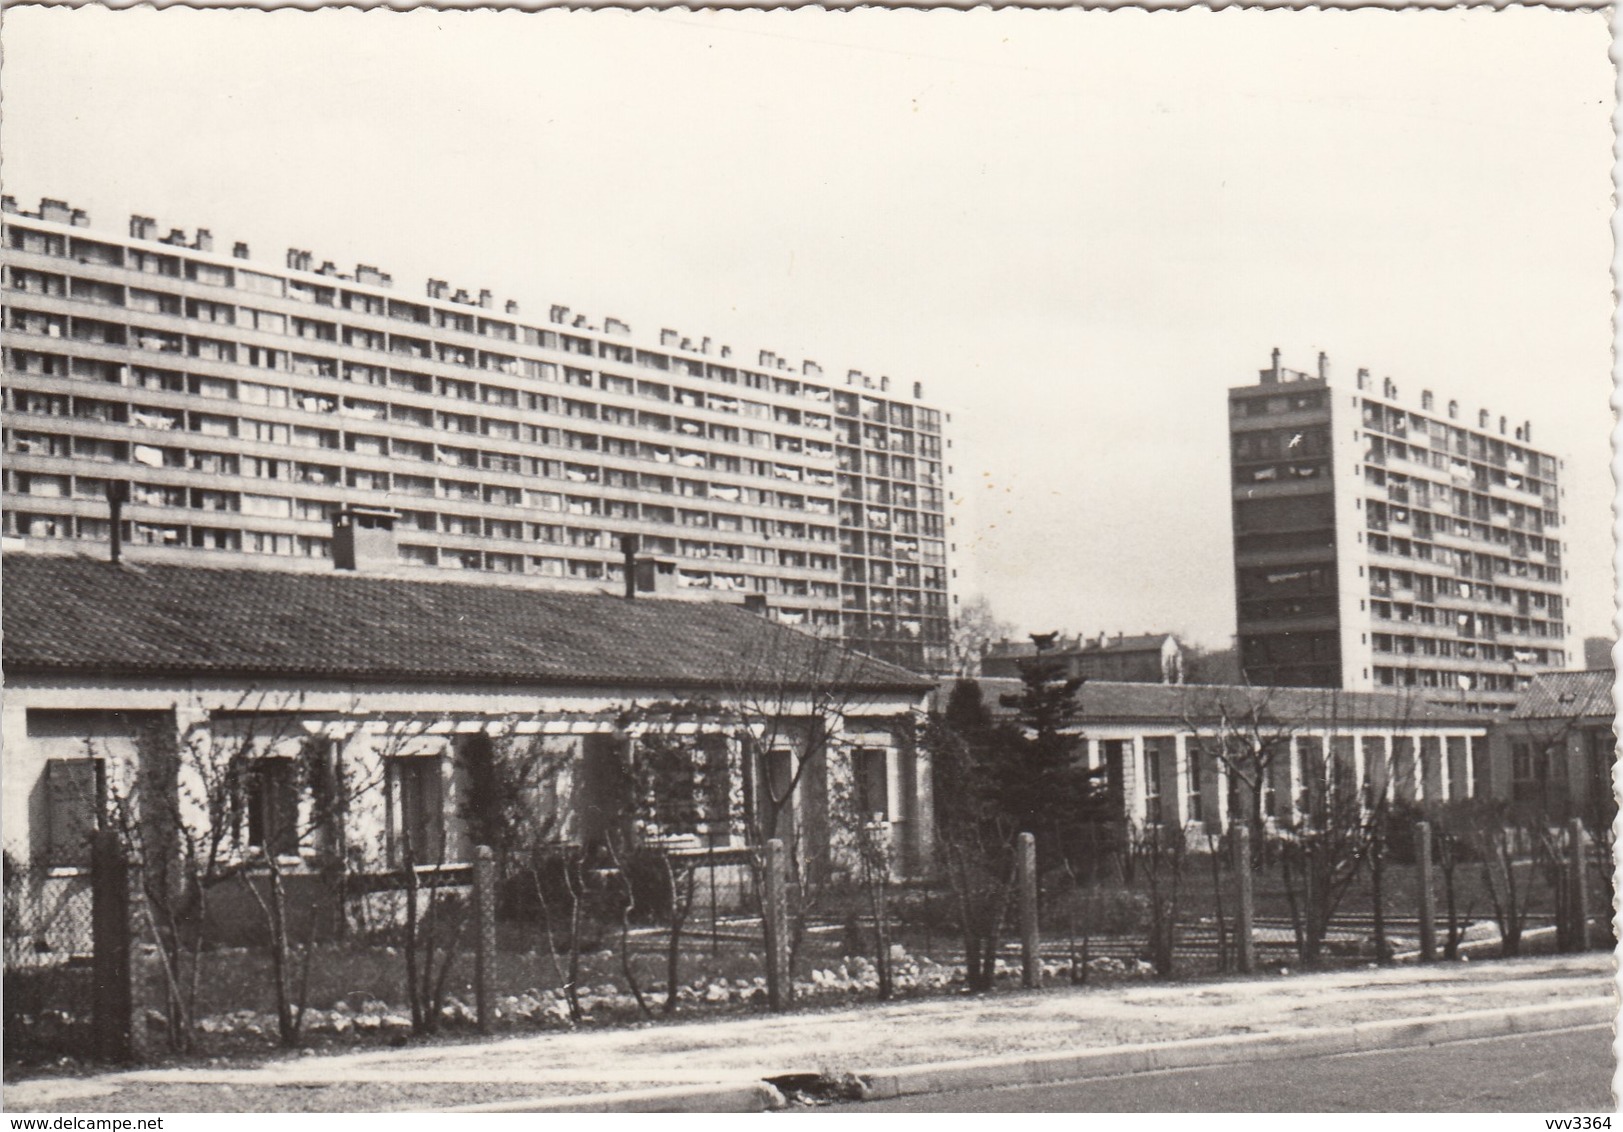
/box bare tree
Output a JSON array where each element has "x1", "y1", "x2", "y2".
[
  {"x1": 369, "y1": 717, "x2": 565, "y2": 1037},
  {"x1": 948, "y1": 594, "x2": 1015, "y2": 678},
  {"x1": 924, "y1": 694, "x2": 1016, "y2": 993},
  {"x1": 102, "y1": 692, "x2": 379, "y2": 1050},
  {"x1": 725, "y1": 623, "x2": 890, "y2": 1008},
  {"x1": 1132, "y1": 823, "x2": 1187, "y2": 978},
  {"x1": 605, "y1": 702, "x2": 742, "y2": 1017},
  {"x1": 1179, "y1": 683, "x2": 1302, "y2": 862},
  {"x1": 1276, "y1": 736, "x2": 1367, "y2": 964}
]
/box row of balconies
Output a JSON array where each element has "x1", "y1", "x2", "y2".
[
  {"x1": 6, "y1": 247, "x2": 947, "y2": 436},
  {"x1": 6, "y1": 247, "x2": 862, "y2": 412},
  {"x1": 5, "y1": 348, "x2": 953, "y2": 515}
]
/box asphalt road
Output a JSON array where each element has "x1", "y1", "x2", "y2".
[{"x1": 821, "y1": 1026, "x2": 1617, "y2": 1113}]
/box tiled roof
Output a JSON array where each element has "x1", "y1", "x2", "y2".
[
  {"x1": 1510, "y1": 669, "x2": 1616, "y2": 721},
  {"x1": 941, "y1": 677, "x2": 1484, "y2": 728},
  {"x1": 2, "y1": 555, "x2": 931, "y2": 694}
]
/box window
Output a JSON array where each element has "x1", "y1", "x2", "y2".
[
  {"x1": 46, "y1": 758, "x2": 104, "y2": 866},
  {"x1": 1143, "y1": 739, "x2": 1170, "y2": 825},
  {"x1": 1186, "y1": 745, "x2": 1205, "y2": 823},
  {"x1": 852, "y1": 748, "x2": 889, "y2": 822},
  {"x1": 389, "y1": 756, "x2": 444, "y2": 865},
  {"x1": 243, "y1": 759, "x2": 299, "y2": 857}
]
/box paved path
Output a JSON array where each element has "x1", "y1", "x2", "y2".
[
  {"x1": 826, "y1": 1026, "x2": 1617, "y2": 1113},
  {"x1": 4, "y1": 952, "x2": 1613, "y2": 1112}
]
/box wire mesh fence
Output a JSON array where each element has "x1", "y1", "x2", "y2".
[
  {"x1": 3, "y1": 855, "x2": 97, "y2": 1056},
  {"x1": 3, "y1": 819, "x2": 1611, "y2": 1066}
]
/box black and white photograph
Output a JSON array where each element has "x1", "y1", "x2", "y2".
[{"x1": 0, "y1": 3, "x2": 1616, "y2": 1118}]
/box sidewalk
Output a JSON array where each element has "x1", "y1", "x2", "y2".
[{"x1": 5, "y1": 952, "x2": 1614, "y2": 1113}]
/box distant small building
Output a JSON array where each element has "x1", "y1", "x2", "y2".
[
  {"x1": 1485, "y1": 668, "x2": 1616, "y2": 831},
  {"x1": 982, "y1": 633, "x2": 1185, "y2": 685}
]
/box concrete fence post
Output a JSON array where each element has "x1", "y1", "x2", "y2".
[
  {"x1": 91, "y1": 830, "x2": 146, "y2": 1063},
  {"x1": 473, "y1": 845, "x2": 496, "y2": 1033},
  {"x1": 765, "y1": 838, "x2": 791, "y2": 1011},
  {"x1": 1018, "y1": 832, "x2": 1040, "y2": 989},
  {"x1": 1566, "y1": 818, "x2": 1590, "y2": 953},
  {"x1": 1415, "y1": 820, "x2": 1436, "y2": 963},
  {"x1": 1234, "y1": 825, "x2": 1255, "y2": 974}
]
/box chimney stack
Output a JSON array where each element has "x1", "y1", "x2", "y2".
[
  {"x1": 194, "y1": 229, "x2": 213, "y2": 253},
  {"x1": 106, "y1": 480, "x2": 130, "y2": 564},
  {"x1": 233, "y1": 241, "x2": 250, "y2": 259},
  {"x1": 1317, "y1": 351, "x2": 1328, "y2": 381},
  {"x1": 332, "y1": 506, "x2": 400, "y2": 571},
  {"x1": 620, "y1": 533, "x2": 640, "y2": 599}
]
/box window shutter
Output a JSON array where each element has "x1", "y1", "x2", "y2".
[{"x1": 46, "y1": 758, "x2": 103, "y2": 867}]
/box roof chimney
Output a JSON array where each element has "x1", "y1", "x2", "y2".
[
  {"x1": 332, "y1": 506, "x2": 399, "y2": 571},
  {"x1": 1317, "y1": 351, "x2": 1328, "y2": 381},
  {"x1": 106, "y1": 480, "x2": 130, "y2": 564},
  {"x1": 194, "y1": 229, "x2": 213, "y2": 253},
  {"x1": 233, "y1": 241, "x2": 250, "y2": 259},
  {"x1": 743, "y1": 593, "x2": 769, "y2": 615},
  {"x1": 621, "y1": 533, "x2": 640, "y2": 599}
]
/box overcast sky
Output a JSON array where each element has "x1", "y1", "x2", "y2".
[{"x1": 3, "y1": 7, "x2": 1615, "y2": 653}]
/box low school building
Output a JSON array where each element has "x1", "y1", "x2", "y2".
[
  {"x1": 944, "y1": 678, "x2": 1491, "y2": 840},
  {"x1": 3, "y1": 554, "x2": 934, "y2": 949}
]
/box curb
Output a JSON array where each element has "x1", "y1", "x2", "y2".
[
  {"x1": 434, "y1": 995, "x2": 1615, "y2": 1112},
  {"x1": 855, "y1": 996, "x2": 1617, "y2": 1102},
  {"x1": 443, "y1": 1081, "x2": 786, "y2": 1113}
]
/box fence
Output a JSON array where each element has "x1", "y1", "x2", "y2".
[
  {"x1": 3, "y1": 820, "x2": 1611, "y2": 1065},
  {"x1": 3, "y1": 853, "x2": 96, "y2": 1057}
]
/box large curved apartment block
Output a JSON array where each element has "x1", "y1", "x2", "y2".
[{"x1": 1, "y1": 196, "x2": 954, "y2": 672}]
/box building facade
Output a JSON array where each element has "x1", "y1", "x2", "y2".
[
  {"x1": 1229, "y1": 350, "x2": 1570, "y2": 711},
  {"x1": 945, "y1": 678, "x2": 1492, "y2": 844},
  {"x1": 0, "y1": 197, "x2": 953, "y2": 671},
  {"x1": 2, "y1": 554, "x2": 936, "y2": 948},
  {"x1": 1485, "y1": 668, "x2": 1616, "y2": 833}
]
